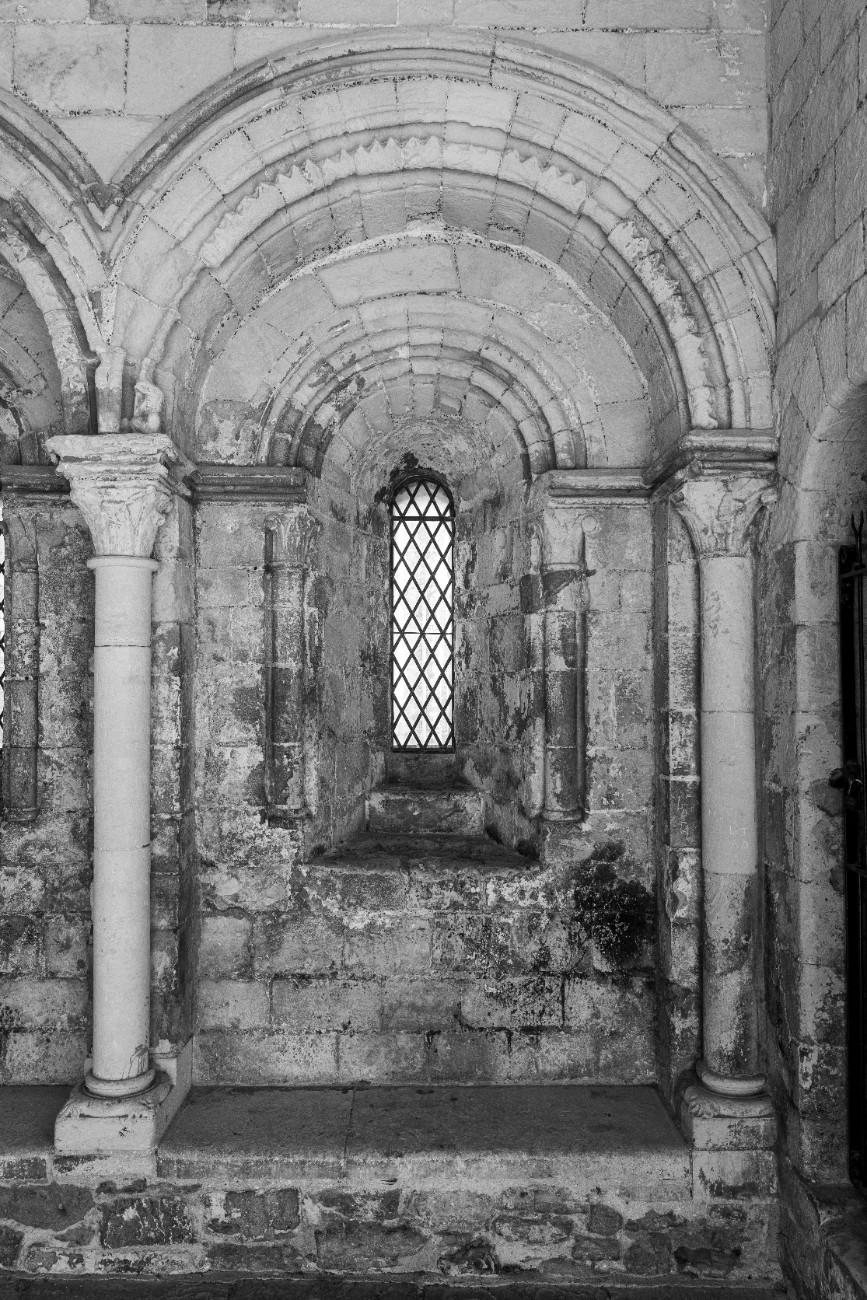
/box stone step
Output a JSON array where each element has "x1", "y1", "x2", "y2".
[
  {"x1": 0, "y1": 1085, "x2": 779, "y2": 1286},
  {"x1": 153, "y1": 1084, "x2": 777, "y2": 1282},
  {"x1": 367, "y1": 784, "x2": 485, "y2": 835},
  {"x1": 159, "y1": 1084, "x2": 690, "y2": 1194}
]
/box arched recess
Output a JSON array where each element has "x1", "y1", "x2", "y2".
[
  {"x1": 0, "y1": 93, "x2": 105, "y2": 441},
  {"x1": 0, "y1": 256, "x2": 66, "y2": 461},
  {"x1": 761, "y1": 378, "x2": 867, "y2": 1183},
  {"x1": 101, "y1": 30, "x2": 775, "y2": 466}
]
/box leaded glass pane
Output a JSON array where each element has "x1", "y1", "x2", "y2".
[{"x1": 390, "y1": 478, "x2": 455, "y2": 751}]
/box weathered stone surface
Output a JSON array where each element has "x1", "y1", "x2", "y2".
[
  {"x1": 0, "y1": 1225, "x2": 23, "y2": 1268},
  {"x1": 205, "y1": 1188, "x2": 300, "y2": 1238},
  {"x1": 0, "y1": 1182, "x2": 93, "y2": 1229},
  {"x1": 100, "y1": 1198, "x2": 195, "y2": 1248}
]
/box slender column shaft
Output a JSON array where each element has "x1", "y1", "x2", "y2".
[
  {"x1": 671, "y1": 472, "x2": 773, "y2": 1098},
  {"x1": 543, "y1": 608, "x2": 580, "y2": 816},
  {"x1": 47, "y1": 432, "x2": 190, "y2": 1105},
  {"x1": 87, "y1": 555, "x2": 158, "y2": 1097},
  {"x1": 698, "y1": 553, "x2": 762, "y2": 1089}
]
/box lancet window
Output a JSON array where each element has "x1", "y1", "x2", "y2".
[{"x1": 390, "y1": 476, "x2": 455, "y2": 752}]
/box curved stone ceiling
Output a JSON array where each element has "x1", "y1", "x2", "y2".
[
  {"x1": 188, "y1": 231, "x2": 650, "y2": 481},
  {"x1": 0, "y1": 33, "x2": 776, "y2": 458}
]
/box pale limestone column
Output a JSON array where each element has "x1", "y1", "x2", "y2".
[
  {"x1": 672, "y1": 473, "x2": 774, "y2": 1097},
  {"x1": 47, "y1": 434, "x2": 187, "y2": 1100}
]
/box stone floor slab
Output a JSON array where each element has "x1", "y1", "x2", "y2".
[
  {"x1": 343, "y1": 1084, "x2": 690, "y2": 1195},
  {"x1": 156, "y1": 1083, "x2": 690, "y2": 1198},
  {"x1": 158, "y1": 1084, "x2": 354, "y2": 1180},
  {"x1": 0, "y1": 1086, "x2": 67, "y2": 1178}
]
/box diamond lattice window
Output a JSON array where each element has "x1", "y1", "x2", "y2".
[{"x1": 390, "y1": 477, "x2": 455, "y2": 751}]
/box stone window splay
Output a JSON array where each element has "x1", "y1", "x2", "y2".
[
  {"x1": 390, "y1": 476, "x2": 455, "y2": 752},
  {"x1": 0, "y1": 508, "x2": 5, "y2": 775}
]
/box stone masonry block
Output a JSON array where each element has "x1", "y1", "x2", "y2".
[
  {"x1": 14, "y1": 25, "x2": 126, "y2": 113},
  {"x1": 198, "y1": 979, "x2": 269, "y2": 1030},
  {"x1": 205, "y1": 1188, "x2": 299, "y2": 1238},
  {"x1": 199, "y1": 913, "x2": 252, "y2": 979},
  {"x1": 126, "y1": 26, "x2": 235, "y2": 116},
  {"x1": 100, "y1": 1197, "x2": 194, "y2": 1248},
  {"x1": 210, "y1": 0, "x2": 299, "y2": 20},
  {"x1": 460, "y1": 976, "x2": 562, "y2": 1029},
  {"x1": 0, "y1": 1183, "x2": 93, "y2": 1230},
  {"x1": 251, "y1": 915, "x2": 343, "y2": 977},
  {"x1": 380, "y1": 978, "x2": 463, "y2": 1032},
  {"x1": 44, "y1": 916, "x2": 89, "y2": 978},
  {"x1": 343, "y1": 918, "x2": 431, "y2": 976},
  {"x1": 0, "y1": 979, "x2": 87, "y2": 1029},
  {"x1": 0, "y1": 1226, "x2": 22, "y2": 1268},
  {"x1": 693, "y1": 1149, "x2": 778, "y2": 1198},
  {"x1": 271, "y1": 976, "x2": 381, "y2": 1033},
  {"x1": 336, "y1": 1030, "x2": 428, "y2": 1083},
  {"x1": 0, "y1": 917, "x2": 41, "y2": 977},
  {"x1": 194, "y1": 1029, "x2": 339, "y2": 1084},
  {"x1": 94, "y1": 0, "x2": 206, "y2": 16},
  {"x1": 646, "y1": 32, "x2": 765, "y2": 106}
]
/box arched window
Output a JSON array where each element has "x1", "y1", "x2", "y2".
[{"x1": 390, "y1": 476, "x2": 455, "y2": 752}]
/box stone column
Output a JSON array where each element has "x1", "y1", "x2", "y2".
[
  {"x1": 47, "y1": 434, "x2": 189, "y2": 1121},
  {"x1": 671, "y1": 472, "x2": 773, "y2": 1097},
  {"x1": 263, "y1": 508, "x2": 313, "y2": 822}
]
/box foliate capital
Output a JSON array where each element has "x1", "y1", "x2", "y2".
[
  {"x1": 670, "y1": 473, "x2": 776, "y2": 559},
  {"x1": 46, "y1": 434, "x2": 192, "y2": 558}
]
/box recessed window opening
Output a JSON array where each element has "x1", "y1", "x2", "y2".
[
  {"x1": 390, "y1": 476, "x2": 455, "y2": 752},
  {"x1": 0, "y1": 509, "x2": 5, "y2": 763}
]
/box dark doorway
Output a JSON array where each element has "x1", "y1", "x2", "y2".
[{"x1": 837, "y1": 515, "x2": 867, "y2": 1188}]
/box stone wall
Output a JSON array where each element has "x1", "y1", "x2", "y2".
[
  {"x1": 0, "y1": 0, "x2": 768, "y2": 205},
  {"x1": 192, "y1": 488, "x2": 659, "y2": 1086},
  {"x1": 0, "y1": 0, "x2": 773, "y2": 1098},
  {"x1": 766, "y1": 0, "x2": 867, "y2": 1291},
  {"x1": 0, "y1": 497, "x2": 92, "y2": 1084}
]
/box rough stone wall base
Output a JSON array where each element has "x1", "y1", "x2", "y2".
[
  {"x1": 0, "y1": 1174, "x2": 780, "y2": 1284},
  {"x1": 779, "y1": 1159, "x2": 867, "y2": 1300}
]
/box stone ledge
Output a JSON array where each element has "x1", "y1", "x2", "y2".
[
  {"x1": 0, "y1": 1085, "x2": 781, "y2": 1283},
  {"x1": 157, "y1": 1083, "x2": 690, "y2": 1194}
]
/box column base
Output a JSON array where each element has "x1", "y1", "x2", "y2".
[
  {"x1": 55, "y1": 1042, "x2": 192, "y2": 1158},
  {"x1": 697, "y1": 1058, "x2": 766, "y2": 1097},
  {"x1": 85, "y1": 1066, "x2": 156, "y2": 1098},
  {"x1": 680, "y1": 1080, "x2": 778, "y2": 1201}
]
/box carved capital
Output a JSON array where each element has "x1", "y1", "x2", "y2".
[
  {"x1": 670, "y1": 473, "x2": 775, "y2": 558},
  {"x1": 46, "y1": 434, "x2": 192, "y2": 558},
  {"x1": 264, "y1": 507, "x2": 318, "y2": 567}
]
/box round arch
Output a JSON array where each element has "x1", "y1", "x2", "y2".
[{"x1": 101, "y1": 31, "x2": 774, "y2": 472}]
